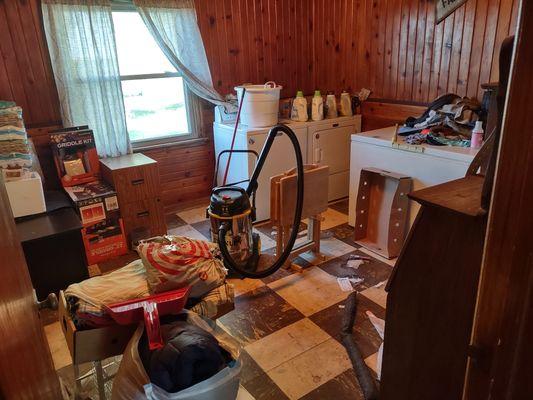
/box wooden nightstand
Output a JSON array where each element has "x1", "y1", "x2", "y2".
[{"x1": 100, "y1": 153, "x2": 166, "y2": 245}]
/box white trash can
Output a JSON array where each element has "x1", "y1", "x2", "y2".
[{"x1": 234, "y1": 82, "x2": 282, "y2": 127}]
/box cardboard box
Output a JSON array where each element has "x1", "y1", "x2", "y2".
[
  {"x1": 5, "y1": 171, "x2": 46, "y2": 218},
  {"x1": 49, "y1": 126, "x2": 100, "y2": 187},
  {"x1": 82, "y1": 218, "x2": 128, "y2": 265},
  {"x1": 64, "y1": 180, "x2": 120, "y2": 226}
]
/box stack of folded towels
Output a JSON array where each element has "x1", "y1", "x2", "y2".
[{"x1": 0, "y1": 101, "x2": 32, "y2": 171}]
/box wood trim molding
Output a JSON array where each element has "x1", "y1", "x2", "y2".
[
  {"x1": 465, "y1": 1, "x2": 533, "y2": 397},
  {"x1": 132, "y1": 137, "x2": 209, "y2": 152}
]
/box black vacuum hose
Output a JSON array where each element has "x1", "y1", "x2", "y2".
[
  {"x1": 341, "y1": 292, "x2": 379, "y2": 400},
  {"x1": 217, "y1": 124, "x2": 305, "y2": 278}
]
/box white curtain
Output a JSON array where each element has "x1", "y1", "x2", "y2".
[
  {"x1": 133, "y1": 0, "x2": 228, "y2": 107},
  {"x1": 42, "y1": 0, "x2": 131, "y2": 157}
]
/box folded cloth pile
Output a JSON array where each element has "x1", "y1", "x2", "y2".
[
  {"x1": 138, "y1": 314, "x2": 232, "y2": 393},
  {"x1": 65, "y1": 259, "x2": 150, "y2": 328},
  {"x1": 401, "y1": 93, "x2": 481, "y2": 147},
  {"x1": 65, "y1": 236, "x2": 233, "y2": 329},
  {"x1": 0, "y1": 102, "x2": 32, "y2": 169}
]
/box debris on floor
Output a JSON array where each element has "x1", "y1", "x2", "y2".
[
  {"x1": 366, "y1": 310, "x2": 385, "y2": 380},
  {"x1": 346, "y1": 254, "x2": 372, "y2": 270},
  {"x1": 337, "y1": 277, "x2": 355, "y2": 292},
  {"x1": 349, "y1": 277, "x2": 364, "y2": 285},
  {"x1": 347, "y1": 259, "x2": 365, "y2": 269}
]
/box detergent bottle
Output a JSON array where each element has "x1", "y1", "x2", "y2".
[
  {"x1": 291, "y1": 90, "x2": 308, "y2": 122},
  {"x1": 325, "y1": 92, "x2": 338, "y2": 118},
  {"x1": 340, "y1": 91, "x2": 352, "y2": 116},
  {"x1": 311, "y1": 90, "x2": 324, "y2": 121}
]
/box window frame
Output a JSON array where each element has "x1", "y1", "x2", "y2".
[{"x1": 111, "y1": 6, "x2": 197, "y2": 148}]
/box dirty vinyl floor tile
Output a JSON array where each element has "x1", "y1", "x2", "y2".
[
  {"x1": 300, "y1": 369, "x2": 365, "y2": 400},
  {"x1": 268, "y1": 267, "x2": 349, "y2": 316},
  {"x1": 266, "y1": 338, "x2": 353, "y2": 399},
  {"x1": 244, "y1": 318, "x2": 330, "y2": 372},
  {"x1": 176, "y1": 205, "x2": 209, "y2": 225},
  {"x1": 309, "y1": 295, "x2": 386, "y2": 359},
  {"x1": 217, "y1": 286, "x2": 305, "y2": 346}
]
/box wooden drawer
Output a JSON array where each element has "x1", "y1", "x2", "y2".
[
  {"x1": 121, "y1": 198, "x2": 166, "y2": 240},
  {"x1": 58, "y1": 291, "x2": 136, "y2": 365},
  {"x1": 102, "y1": 163, "x2": 159, "y2": 203}
]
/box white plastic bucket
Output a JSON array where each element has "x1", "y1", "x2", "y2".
[{"x1": 234, "y1": 82, "x2": 282, "y2": 127}]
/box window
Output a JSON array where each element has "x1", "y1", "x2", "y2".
[{"x1": 112, "y1": 10, "x2": 193, "y2": 145}]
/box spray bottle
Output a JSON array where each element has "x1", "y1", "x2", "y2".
[{"x1": 471, "y1": 121, "x2": 484, "y2": 149}]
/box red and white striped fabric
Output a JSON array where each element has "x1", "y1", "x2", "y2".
[{"x1": 137, "y1": 236, "x2": 227, "y2": 298}]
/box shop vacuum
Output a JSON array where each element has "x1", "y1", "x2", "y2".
[{"x1": 207, "y1": 124, "x2": 304, "y2": 278}]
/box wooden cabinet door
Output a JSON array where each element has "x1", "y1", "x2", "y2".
[{"x1": 0, "y1": 179, "x2": 61, "y2": 399}]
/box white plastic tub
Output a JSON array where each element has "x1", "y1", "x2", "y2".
[
  {"x1": 112, "y1": 311, "x2": 242, "y2": 400},
  {"x1": 234, "y1": 82, "x2": 282, "y2": 127}
]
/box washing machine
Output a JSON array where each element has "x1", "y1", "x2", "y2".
[{"x1": 213, "y1": 107, "x2": 361, "y2": 222}]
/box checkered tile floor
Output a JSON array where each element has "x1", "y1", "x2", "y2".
[{"x1": 168, "y1": 199, "x2": 394, "y2": 400}]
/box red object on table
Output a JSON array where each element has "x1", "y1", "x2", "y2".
[{"x1": 104, "y1": 287, "x2": 191, "y2": 350}]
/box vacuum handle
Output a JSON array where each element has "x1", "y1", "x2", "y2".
[{"x1": 214, "y1": 149, "x2": 259, "y2": 187}]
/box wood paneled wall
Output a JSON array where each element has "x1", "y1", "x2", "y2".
[
  {"x1": 196, "y1": 0, "x2": 519, "y2": 103},
  {"x1": 141, "y1": 103, "x2": 216, "y2": 211},
  {"x1": 0, "y1": 0, "x2": 520, "y2": 207},
  {"x1": 195, "y1": 0, "x2": 315, "y2": 99},
  {"x1": 311, "y1": 0, "x2": 519, "y2": 102},
  {"x1": 0, "y1": 0, "x2": 521, "y2": 123},
  {"x1": 142, "y1": 140, "x2": 214, "y2": 211},
  {"x1": 0, "y1": 0, "x2": 61, "y2": 127}
]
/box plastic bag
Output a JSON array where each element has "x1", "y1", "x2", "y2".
[
  {"x1": 112, "y1": 311, "x2": 241, "y2": 400},
  {"x1": 137, "y1": 236, "x2": 227, "y2": 299}
]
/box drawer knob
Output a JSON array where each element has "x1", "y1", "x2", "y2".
[
  {"x1": 137, "y1": 211, "x2": 150, "y2": 217},
  {"x1": 131, "y1": 178, "x2": 145, "y2": 185}
]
